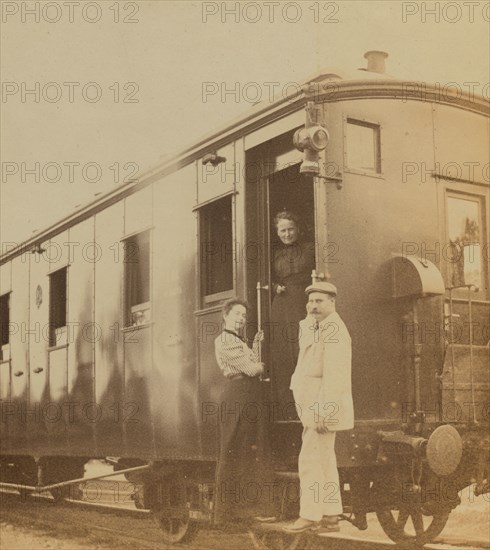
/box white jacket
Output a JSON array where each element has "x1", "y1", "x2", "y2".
[{"x1": 290, "y1": 312, "x2": 354, "y2": 431}]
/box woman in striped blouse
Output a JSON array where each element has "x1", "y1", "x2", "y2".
[{"x1": 213, "y1": 298, "x2": 275, "y2": 525}]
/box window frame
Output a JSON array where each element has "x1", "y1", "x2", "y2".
[
  {"x1": 123, "y1": 229, "x2": 152, "y2": 328},
  {"x1": 196, "y1": 192, "x2": 236, "y2": 307},
  {"x1": 343, "y1": 115, "x2": 383, "y2": 177},
  {"x1": 0, "y1": 292, "x2": 11, "y2": 356},
  {"x1": 48, "y1": 267, "x2": 68, "y2": 348},
  {"x1": 443, "y1": 185, "x2": 489, "y2": 302}
]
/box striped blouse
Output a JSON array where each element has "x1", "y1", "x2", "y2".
[{"x1": 214, "y1": 330, "x2": 263, "y2": 378}]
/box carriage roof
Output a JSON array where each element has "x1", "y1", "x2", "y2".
[{"x1": 1, "y1": 57, "x2": 488, "y2": 265}]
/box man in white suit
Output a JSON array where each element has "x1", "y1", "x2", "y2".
[{"x1": 284, "y1": 281, "x2": 354, "y2": 533}]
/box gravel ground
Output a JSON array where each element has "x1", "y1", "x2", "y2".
[
  {"x1": 1, "y1": 494, "x2": 488, "y2": 550},
  {"x1": 0, "y1": 523, "x2": 90, "y2": 550}
]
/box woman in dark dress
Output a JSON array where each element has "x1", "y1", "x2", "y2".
[
  {"x1": 214, "y1": 298, "x2": 275, "y2": 525},
  {"x1": 270, "y1": 211, "x2": 315, "y2": 419}
]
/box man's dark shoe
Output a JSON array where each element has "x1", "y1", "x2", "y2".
[
  {"x1": 351, "y1": 513, "x2": 368, "y2": 531},
  {"x1": 320, "y1": 515, "x2": 340, "y2": 532}
]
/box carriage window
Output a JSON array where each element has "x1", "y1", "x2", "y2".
[
  {"x1": 124, "y1": 230, "x2": 151, "y2": 327},
  {"x1": 446, "y1": 195, "x2": 483, "y2": 289},
  {"x1": 0, "y1": 293, "x2": 10, "y2": 348},
  {"x1": 199, "y1": 195, "x2": 233, "y2": 301},
  {"x1": 346, "y1": 119, "x2": 381, "y2": 173},
  {"x1": 49, "y1": 268, "x2": 67, "y2": 347}
]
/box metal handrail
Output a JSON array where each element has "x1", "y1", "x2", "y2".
[
  {"x1": 256, "y1": 281, "x2": 269, "y2": 381},
  {"x1": 445, "y1": 284, "x2": 479, "y2": 423}
]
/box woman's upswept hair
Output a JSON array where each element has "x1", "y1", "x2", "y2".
[
  {"x1": 273, "y1": 210, "x2": 300, "y2": 228},
  {"x1": 222, "y1": 298, "x2": 248, "y2": 318}
]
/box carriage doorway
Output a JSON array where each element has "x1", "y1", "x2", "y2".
[{"x1": 245, "y1": 144, "x2": 315, "y2": 422}]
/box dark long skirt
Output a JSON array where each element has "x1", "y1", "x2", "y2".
[
  {"x1": 270, "y1": 283, "x2": 306, "y2": 420},
  {"x1": 214, "y1": 377, "x2": 274, "y2": 525}
]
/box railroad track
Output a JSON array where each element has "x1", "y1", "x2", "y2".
[
  {"x1": 0, "y1": 489, "x2": 486, "y2": 550},
  {"x1": 1, "y1": 491, "x2": 189, "y2": 548},
  {"x1": 0, "y1": 490, "x2": 246, "y2": 550},
  {"x1": 249, "y1": 521, "x2": 485, "y2": 550}
]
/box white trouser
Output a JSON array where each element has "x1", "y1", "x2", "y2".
[{"x1": 298, "y1": 427, "x2": 343, "y2": 521}]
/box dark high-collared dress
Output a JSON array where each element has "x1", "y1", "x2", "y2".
[
  {"x1": 271, "y1": 241, "x2": 315, "y2": 419},
  {"x1": 213, "y1": 330, "x2": 274, "y2": 524}
]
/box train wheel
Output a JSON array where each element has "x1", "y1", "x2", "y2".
[
  {"x1": 150, "y1": 475, "x2": 199, "y2": 544},
  {"x1": 38, "y1": 458, "x2": 86, "y2": 503},
  {"x1": 131, "y1": 484, "x2": 146, "y2": 509},
  {"x1": 153, "y1": 501, "x2": 199, "y2": 544},
  {"x1": 376, "y1": 504, "x2": 449, "y2": 547}
]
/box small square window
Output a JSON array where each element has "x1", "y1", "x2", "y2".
[{"x1": 346, "y1": 119, "x2": 381, "y2": 173}]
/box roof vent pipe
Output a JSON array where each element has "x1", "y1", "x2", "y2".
[{"x1": 364, "y1": 50, "x2": 388, "y2": 73}]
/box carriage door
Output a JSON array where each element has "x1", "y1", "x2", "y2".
[{"x1": 245, "y1": 130, "x2": 315, "y2": 422}]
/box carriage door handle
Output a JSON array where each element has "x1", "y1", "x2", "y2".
[{"x1": 256, "y1": 282, "x2": 270, "y2": 381}]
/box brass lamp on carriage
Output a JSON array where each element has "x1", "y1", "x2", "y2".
[{"x1": 293, "y1": 100, "x2": 329, "y2": 175}]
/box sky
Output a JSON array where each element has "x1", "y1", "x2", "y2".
[{"x1": 1, "y1": 0, "x2": 489, "y2": 245}]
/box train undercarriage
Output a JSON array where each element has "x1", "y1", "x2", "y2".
[{"x1": 1, "y1": 422, "x2": 488, "y2": 548}]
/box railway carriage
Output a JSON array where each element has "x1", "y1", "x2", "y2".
[{"x1": 1, "y1": 51, "x2": 489, "y2": 547}]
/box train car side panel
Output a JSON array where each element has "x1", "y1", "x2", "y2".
[
  {"x1": 0, "y1": 261, "x2": 12, "y2": 443},
  {"x1": 65, "y1": 220, "x2": 96, "y2": 454},
  {"x1": 152, "y1": 164, "x2": 202, "y2": 459},
  {"x1": 194, "y1": 140, "x2": 240, "y2": 460},
  {"x1": 94, "y1": 203, "x2": 125, "y2": 455},
  {"x1": 120, "y1": 187, "x2": 155, "y2": 455},
  {"x1": 433, "y1": 105, "x2": 489, "y2": 178},
  {"x1": 8, "y1": 256, "x2": 30, "y2": 451},
  {"x1": 322, "y1": 99, "x2": 442, "y2": 422},
  {"x1": 26, "y1": 245, "x2": 49, "y2": 449}
]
